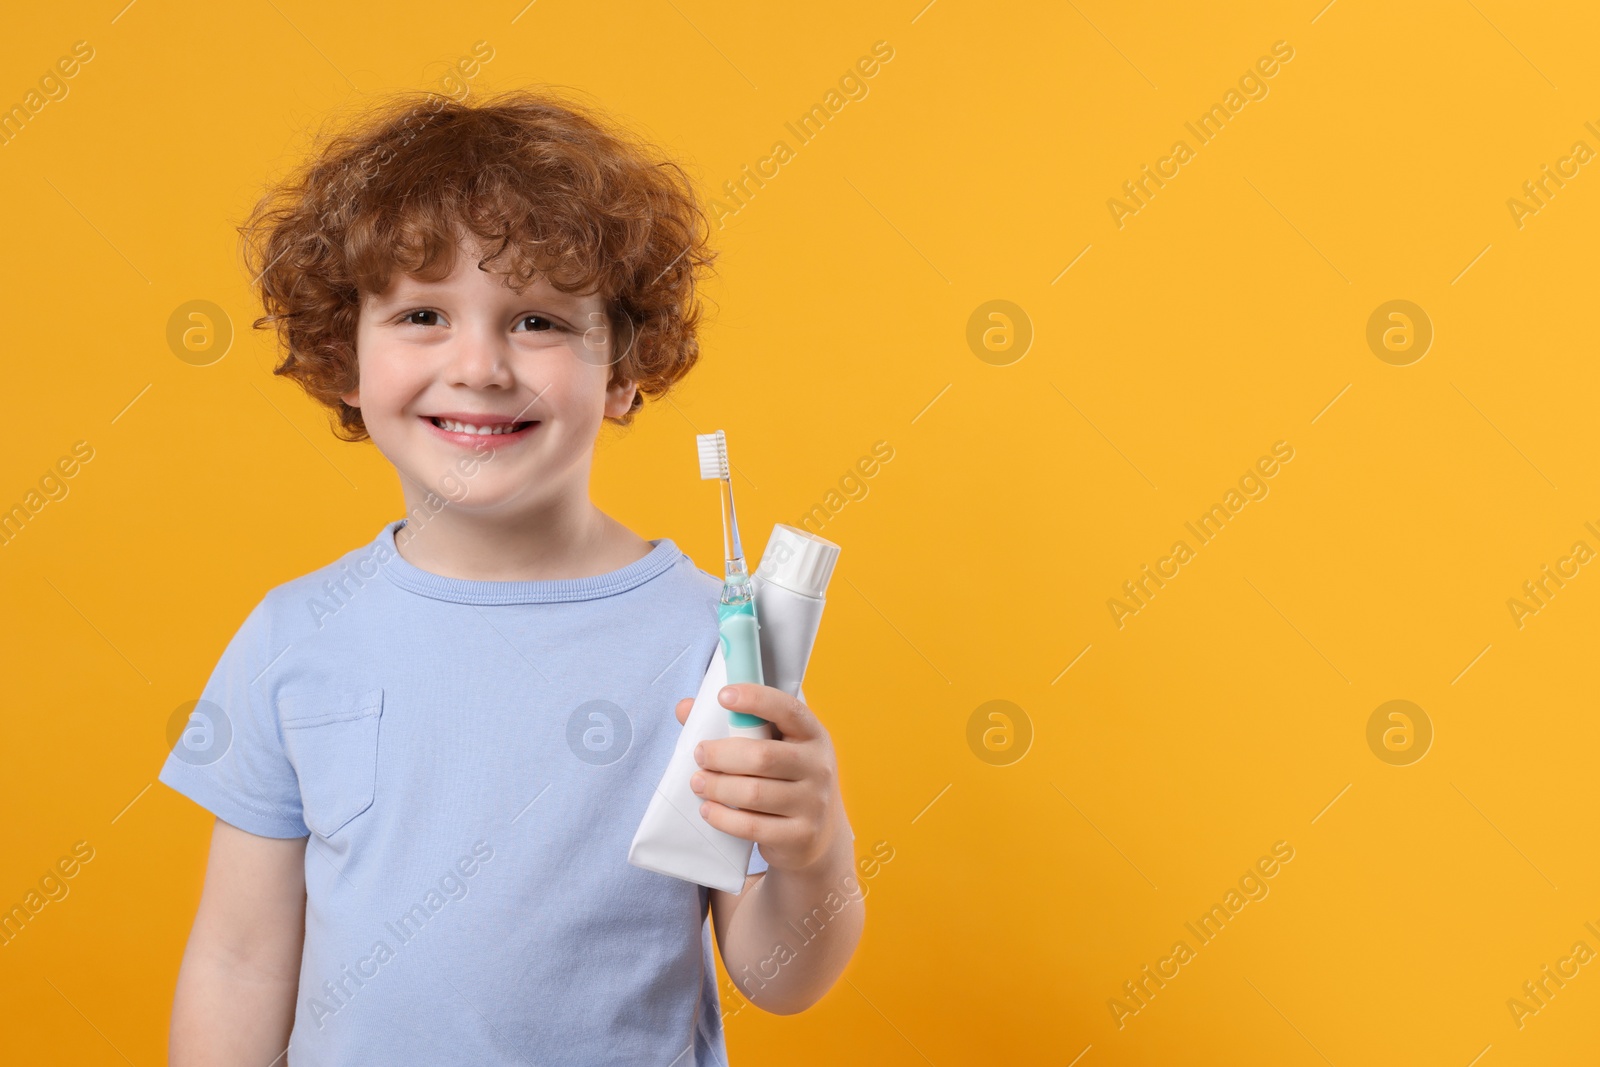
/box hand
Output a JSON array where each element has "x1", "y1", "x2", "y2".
[{"x1": 673, "y1": 684, "x2": 848, "y2": 873}]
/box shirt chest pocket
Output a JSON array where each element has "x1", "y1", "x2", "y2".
[{"x1": 280, "y1": 687, "x2": 384, "y2": 838}]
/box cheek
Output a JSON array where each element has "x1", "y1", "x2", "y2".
[
  {"x1": 536, "y1": 345, "x2": 613, "y2": 416},
  {"x1": 575, "y1": 322, "x2": 614, "y2": 367},
  {"x1": 356, "y1": 363, "x2": 417, "y2": 424},
  {"x1": 351, "y1": 335, "x2": 425, "y2": 416}
]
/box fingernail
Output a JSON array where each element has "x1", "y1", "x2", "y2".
[
  {"x1": 691, "y1": 773, "x2": 705, "y2": 793},
  {"x1": 719, "y1": 686, "x2": 737, "y2": 707},
  {"x1": 694, "y1": 742, "x2": 706, "y2": 765}
]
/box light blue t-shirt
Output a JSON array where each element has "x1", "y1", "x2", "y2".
[{"x1": 159, "y1": 518, "x2": 766, "y2": 1066}]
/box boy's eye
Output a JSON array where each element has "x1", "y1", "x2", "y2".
[{"x1": 394, "y1": 310, "x2": 564, "y2": 332}]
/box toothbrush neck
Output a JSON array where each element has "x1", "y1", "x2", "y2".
[{"x1": 720, "y1": 478, "x2": 745, "y2": 564}]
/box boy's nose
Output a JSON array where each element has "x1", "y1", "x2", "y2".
[{"x1": 446, "y1": 329, "x2": 515, "y2": 389}]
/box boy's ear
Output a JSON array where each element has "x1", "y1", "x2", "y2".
[
  {"x1": 603, "y1": 377, "x2": 637, "y2": 418},
  {"x1": 341, "y1": 386, "x2": 360, "y2": 407}
]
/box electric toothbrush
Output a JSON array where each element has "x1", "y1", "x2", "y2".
[{"x1": 696, "y1": 430, "x2": 771, "y2": 740}]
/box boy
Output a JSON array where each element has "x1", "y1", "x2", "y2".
[{"x1": 159, "y1": 88, "x2": 862, "y2": 1065}]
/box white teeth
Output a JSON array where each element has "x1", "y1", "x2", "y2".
[{"x1": 433, "y1": 418, "x2": 525, "y2": 435}]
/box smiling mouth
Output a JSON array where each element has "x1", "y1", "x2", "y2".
[{"x1": 426, "y1": 416, "x2": 537, "y2": 436}]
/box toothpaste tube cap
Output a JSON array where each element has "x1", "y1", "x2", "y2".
[{"x1": 755, "y1": 524, "x2": 840, "y2": 599}]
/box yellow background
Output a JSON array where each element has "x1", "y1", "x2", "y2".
[{"x1": 2, "y1": 1, "x2": 1597, "y2": 1062}]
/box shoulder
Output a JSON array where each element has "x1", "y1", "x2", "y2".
[
  {"x1": 614, "y1": 536, "x2": 723, "y2": 647},
  {"x1": 243, "y1": 528, "x2": 401, "y2": 649},
  {"x1": 605, "y1": 515, "x2": 719, "y2": 597},
  {"x1": 660, "y1": 539, "x2": 722, "y2": 604},
  {"x1": 680, "y1": 551, "x2": 722, "y2": 598},
  {"x1": 605, "y1": 510, "x2": 719, "y2": 597}
]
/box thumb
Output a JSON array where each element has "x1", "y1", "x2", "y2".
[{"x1": 674, "y1": 697, "x2": 694, "y2": 726}]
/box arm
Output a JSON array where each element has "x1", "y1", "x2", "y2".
[
  {"x1": 679, "y1": 687, "x2": 864, "y2": 1015},
  {"x1": 711, "y1": 834, "x2": 862, "y2": 1015},
  {"x1": 170, "y1": 817, "x2": 308, "y2": 1065}
]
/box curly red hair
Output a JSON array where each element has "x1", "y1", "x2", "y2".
[{"x1": 239, "y1": 87, "x2": 717, "y2": 442}]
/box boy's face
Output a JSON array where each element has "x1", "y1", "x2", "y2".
[{"x1": 344, "y1": 237, "x2": 635, "y2": 518}]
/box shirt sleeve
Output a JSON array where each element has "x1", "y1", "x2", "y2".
[{"x1": 157, "y1": 595, "x2": 308, "y2": 838}]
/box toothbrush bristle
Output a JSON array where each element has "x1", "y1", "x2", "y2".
[{"x1": 696, "y1": 431, "x2": 729, "y2": 480}]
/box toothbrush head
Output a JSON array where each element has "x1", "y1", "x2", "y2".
[{"x1": 696, "y1": 431, "x2": 729, "y2": 480}]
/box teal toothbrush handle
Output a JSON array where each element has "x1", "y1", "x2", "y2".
[{"x1": 718, "y1": 600, "x2": 768, "y2": 734}]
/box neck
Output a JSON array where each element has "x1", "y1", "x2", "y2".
[{"x1": 391, "y1": 480, "x2": 640, "y2": 583}]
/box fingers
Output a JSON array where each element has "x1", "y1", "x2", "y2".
[
  {"x1": 696, "y1": 737, "x2": 806, "y2": 781},
  {"x1": 691, "y1": 768, "x2": 807, "y2": 817},
  {"x1": 696, "y1": 797, "x2": 787, "y2": 844},
  {"x1": 717, "y1": 684, "x2": 824, "y2": 742},
  {"x1": 674, "y1": 696, "x2": 693, "y2": 726}
]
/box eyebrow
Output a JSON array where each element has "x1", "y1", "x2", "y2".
[{"x1": 371, "y1": 281, "x2": 592, "y2": 312}]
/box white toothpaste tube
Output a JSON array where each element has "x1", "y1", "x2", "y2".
[
  {"x1": 749, "y1": 525, "x2": 838, "y2": 697},
  {"x1": 628, "y1": 525, "x2": 840, "y2": 892}
]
